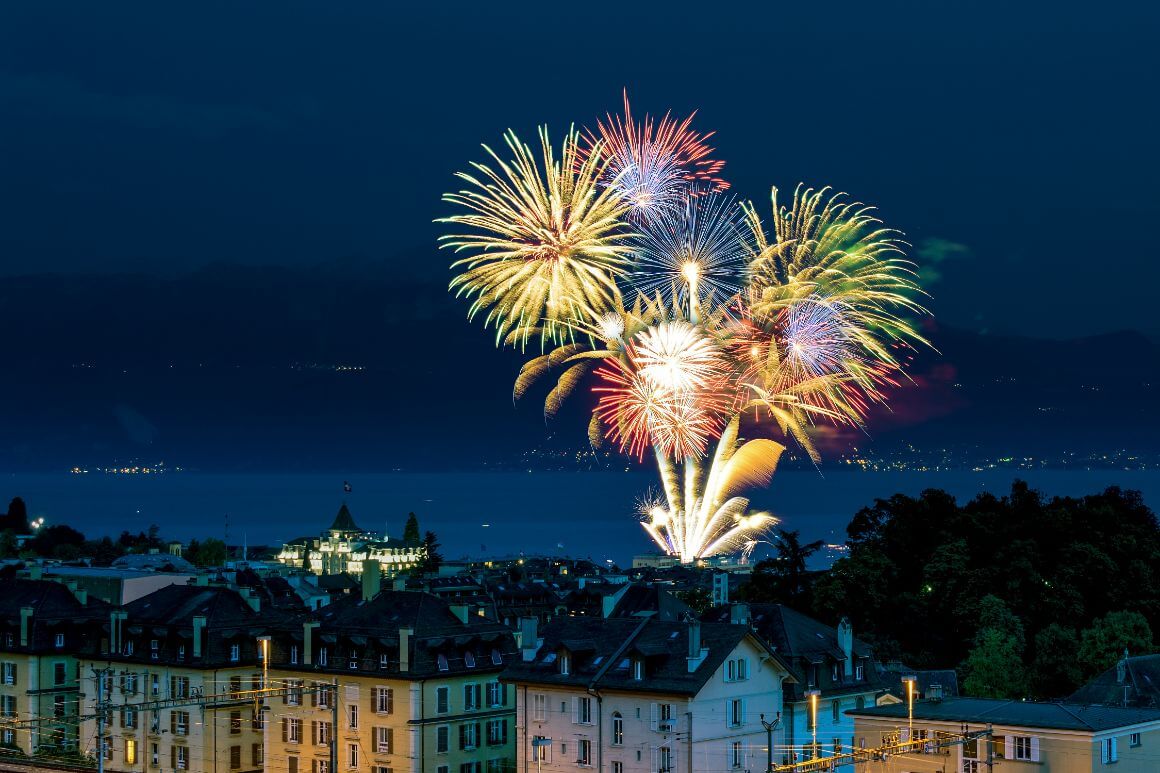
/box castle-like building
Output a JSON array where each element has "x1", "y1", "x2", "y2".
[{"x1": 275, "y1": 503, "x2": 425, "y2": 577}]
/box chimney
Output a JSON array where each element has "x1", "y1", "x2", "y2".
[
  {"x1": 399, "y1": 627, "x2": 413, "y2": 673},
  {"x1": 303, "y1": 621, "x2": 320, "y2": 665},
  {"x1": 837, "y1": 617, "x2": 853, "y2": 677},
  {"x1": 28, "y1": 565, "x2": 42, "y2": 581},
  {"x1": 729, "y1": 602, "x2": 750, "y2": 627},
  {"x1": 192, "y1": 616, "x2": 207, "y2": 658},
  {"x1": 362, "y1": 560, "x2": 382, "y2": 602},
  {"x1": 449, "y1": 604, "x2": 470, "y2": 625},
  {"x1": 19, "y1": 607, "x2": 33, "y2": 647},
  {"x1": 519, "y1": 617, "x2": 539, "y2": 661}
]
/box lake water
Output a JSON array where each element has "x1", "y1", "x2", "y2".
[{"x1": 2, "y1": 469, "x2": 1157, "y2": 567}]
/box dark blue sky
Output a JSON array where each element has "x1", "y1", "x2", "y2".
[{"x1": 1, "y1": 1, "x2": 1157, "y2": 338}]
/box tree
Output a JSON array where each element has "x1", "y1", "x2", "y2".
[
  {"x1": 0, "y1": 498, "x2": 29, "y2": 533},
  {"x1": 188, "y1": 538, "x2": 229, "y2": 568},
  {"x1": 739, "y1": 528, "x2": 823, "y2": 606},
  {"x1": 675, "y1": 586, "x2": 712, "y2": 615},
  {"x1": 29, "y1": 524, "x2": 86, "y2": 557},
  {"x1": 1030, "y1": 624, "x2": 1082, "y2": 698},
  {"x1": 1078, "y1": 610, "x2": 1154, "y2": 676},
  {"x1": 962, "y1": 628, "x2": 1027, "y2": 698},
  {"x1": 402, "y1": 513, "x2": 421, "y2": 544},
  {"x1": 416, "y1": 531, "x2": 443, "y2": 575}
]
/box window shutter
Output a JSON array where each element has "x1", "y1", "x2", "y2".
[
  {"x1": 311, "y1": 760, "x2": 318, "y2": 773},
  {"x1": 1101, "y1": 739, "x2": 1109, "y2": 764},
  {"x1": 740, "y1": 699, "x2": 746, "y2": 725},
  {"x1": 170, "y1": 747, "x2": 176, "y2": 770},
  {"x1": 387, "y1": 687, "x2": 394, "y2": 714},
  {"x1": 1003, "y1": 735, "x2": 1011, "y2": 760},
  {"x1": 650, "y1": 703, "x2": 659, "y2": 731},
  {"x1": 170, "y1": 711, "x2": 176, "y2": 734},
  {"x1": 1030, "y1": 737, "x2": 1040, "y2": 762},
  {"x1": 652, "y1": 746, "x2": 659, "y2": 772},
  {"x1": 281, "y1": 718, "x2": 288, "y2": 743},
  {"x1": 387, "y1": 727, "x2": 394, "y2": 753},
  {"x1": 572, "y1": 697, "x2": 579, "y2": 724},
  {"x1": 311, "y1": 721, "x2": 318, "y2": 745},
  {"x1": 503, "y1": 683, "x2": 510, "y2": 706},
  {"x1": 459, "y1": 723, "x2": 466, "y2": 750}
]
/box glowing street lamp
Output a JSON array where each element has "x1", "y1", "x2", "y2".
[
  {"x1": 902, "y1": 675, "x2": 918, "y2": 737},
  {"x1": 805, "y1": 689, "x2": 820, "y2": 758}
]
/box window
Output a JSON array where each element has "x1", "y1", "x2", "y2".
[
  {"x1": 124, "y1": 640, "x2": 134, "y2": 656},
  {"x1": 252, "y1": 743, "x2": 263, "y2": 766},
  {"x1": 486, "y1": 718, "x2": 507, "y2": 746},
  {"x1": 491, "y1": 648, "x2": 503, "y2": 666},
  {"x1": 464, "y1": 683, "x2": 482, "y2": 711},
  {"x1": 125, "y1": 739, "x2": 137, "y2": 765},
  {"x1": 532, "y1": 693, "x2": 546, "y2": 721},
  {"x1": 123, "y1": 672, "x2": 137, "y2": 694},
  {"x1": 317, "y1": 684, "x2": 333, "y2": 709},
  {"x1": 532, "y1": 736, "x2": 551, "y2": 762},
  {"x1": 486, "y1": 681, "x2": 504, "y2": 707},
  {"x1": 578, "y1": 738, "x2": 592, "y2": 766},
  {"x1": 832, "y1": 663, "x2": 839, "y2": 681},
  {"x1": 1, "y1": 663, "x2": 15, "y2": 685},
  {"x1": 612, "y1": 763, "x2": 623, "y2": 773},
  {"x1": 832, "y1": 699, "x2": 840, "y2": 723},
  {"x1": 437, "y1": 654, "x2": 449, "y2": 671},
  {"x1": 291, "y1": 644, "x2": 300, "y2": 665},
  {"x1": 731, "y1": 741, "x2": 744, "y2": 769},
  {"x1": 171, "y1": 711, "x2": 190, "y2": 736},
  {"x1": 230, "y1": 745, "x2": 241, "y2": 770},
  {"x1": 251, "y1": 708, "x2": 265, "y2": 731},
  {"x1": 487, "y1": 760, "x2": 504, "y2": 773},
  {"x1": 53, "y1": 694, "x2": 65, "y2": 718},
  {"x1": 173, "y1": 746, "x2": 188, "y2": 770},
  {"x1": 177, "y1": 645, "x2": 186, "y2": 660},
  {"x1": 287, "y1": 680, "x2": 303, "y2": 706},
  {"x1": 315, "y1": 720, "x2": 332, "y2": 746},
  {"x1": 575, "y1": 696, "x2": 593, "y2": 724},
  {"x1": 375, "y1": 686, "x2": 393, "y2": 713},
  {"x1": 54, "y1": 633, "x2": 64, "y2": 648},
  {"x1": 229, "y1": 676, "x2": 242, "y2": 697},
  {"x1": 855, "y1": 661, "x2": 864, "y2": 681},
  {"x1": 348, "y1": 704, "x2": 358, "y2": 729},
  {"x1": 459, "y1": 764, "x2": 481, "y2": 773},
  {"x1": 284, "y1": 717, "x2": 302, "y2": 744},
  {"x1": 288, "y1": 758, "x2": 299, "y2": 773},
  {"x1": 349, "y1": 653, "x2": 359, "y2": 670},
  {"x1": 460, "y1": 721, "x2": 480, "y2": 750},
  {"x1": 1013, "y1": 736, "x2": 1034, "y2": 761},
  {"x1": 436, "y1": 686, "x2": 449, "y2": 714},
  {"x1": 150, "y1": 639, "x2": 159, "y2": 660},
  {"x1": 100, "y1": 735, "x2": 114, "y2": 761},
  {"x1": 170, "y1": 676, "x2": 189, "y2": 699},
  {"x1": 348, "y1": 743, "x2": 358, "y2": 769},
  {"x1": 379, "y1": 653, "x2": 389, "y2": 669},
  {"x1": 436, "y1": 725, "x2": 449, "y2": 754},
  {"x1": 559, "y1": 651, "x2": 571, "y2": 675},
  {"x1": 833, "y1": 738, "x2": 843, "y2": 756},
  {"x1": 318, "y1": 647, "x2": 328, "y2": 667},
  {"x1": 465, "y1": 651, "x2": 476, "y2": 668},
  {"x1": 150, "y1": 674, "x2": 159, "y2": 696},
  {"x1": 1130, "y1": 732, "x2": 1141, "y2": 747},
  {"x1": 727, "y1": 659, "x2": 736, "y2": 681},
  {"x1": 230, "y1": 710, "x2": 242, "y2": 734},
  {"x1": 657, "y1": 746, "x2": 672, "y2": 773},
  {"x1": 316, "y1": 761, "x2": 331, "y2": 773},
  {"x1": 612, "y1": 712, "x2": 624, "y2": 745},
  {"x1": 728, "y1": 699, "x2": 744, "y2": 728},
  {"x1": 53, "y1": 662, "x2": 67, "y2": 686},
  {"x1": 0, "y1": 696, "x2": 15, "y2": 718},
  {"x1": 633, "y1": 659, "x2": 643, "y2": 680},
  {"x1": 374, "y1": 726, "x2": 393, "y2": 754}
]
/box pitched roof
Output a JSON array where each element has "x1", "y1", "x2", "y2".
[
  {"x1": 501, "y1": 616, "x2": 788, "y2": 696},
  {"x1": 329, "y1": 503, "x2": 361, "y2": 533},
  {"x1": 848, "y1": 697, "x2": 1160, "y2": 732},
  {"x1": 124, "y1": 584, "x2": 262, "y2": 628},
  {"x1": 1068, "y1": 653, "x2": 1160, "y2": 708},
  {"x1": 606, "y1": 585, "x2": 693, "y2": 622}
]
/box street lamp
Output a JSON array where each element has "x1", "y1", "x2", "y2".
[
  {"x1": 902, "y1": 675, "x2": 917, "y2": 738},
  {"x1": 805, "y1": 689, "x2": 821, "y2": 760},
  {"x1": 760, "y1": 712, "x2": 781, "y2": 773}
]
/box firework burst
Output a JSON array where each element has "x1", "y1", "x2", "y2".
[
  {"x1": 440, "y1": 127, "x2": 633, "y2": 348},
  {"x1": 444, "y1": 99, "x2": 932, "y2": 562},
  {"x1": 584, "y1": 92, "x2": 727, "y2": 222}
]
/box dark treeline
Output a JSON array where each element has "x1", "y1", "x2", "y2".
[{"x1": 741, "y1": 481, "x2": 1159, "y2": 700}]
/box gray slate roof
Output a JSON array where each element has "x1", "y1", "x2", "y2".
[
  {"x1": 848, "y1": 697, "x2": 1160, "y2": 732},
  {"x1": 1068, "y1": 653, "x2": 1160, "y2": 708}
]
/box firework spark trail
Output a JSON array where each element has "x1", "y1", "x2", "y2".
[
  {"x1": 583, "y1": 92, "x2": 727, "y2": 222},
  {"x1": 628, "y1": 192, "x2": 749, "y2": 312},
  {"x1": 445, "y1": 100, "x2": 931, "y2": 562}
]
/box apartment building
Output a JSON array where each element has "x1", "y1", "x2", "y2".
[
  {"x1": 503, "y1": 615, "x2": 795, "y2": 773},
  {"x1": 849, "y1": 697, "x2": 1160, "y2": 773},
  {"x1": 0, "y1": 578, "x2": 108, "y2": 759},
  {"x1": 263, "y1": 569, "x2": 518, "y2": 773},
  {"x1": 77, "y1": 583, "x2": 281, "y2": 773}
]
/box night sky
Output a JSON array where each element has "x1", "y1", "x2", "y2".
[{"x1": 0, "y1": 1, "x2": 1158, "y2": 472}]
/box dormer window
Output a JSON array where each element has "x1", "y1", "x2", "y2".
[
  {"x1": 465, "y1": 652, "x2": 476, "y2": 668},
  {"x1": 348, "y1": 654, "x2": 358, "y2": 670},
  {"x1": 491, "y1": 649, "x2": 503, "y2": 666},
  {"x1": 855, "y1": 661, "x2": 865, "y2": 681},
  {"x1": 54, "y1": 633, "x2": 65, "y2": 648},
  {"x1": 832, "y1": 663, "x2": 839, "y2": 681},
  {"x1": 150, "y1": 640, "x2": 159, "y2": 660},
  {"x1": 632, "y1": 659, "x2": 643, "y2": 680},
  {"x1": 318, "y1": 647, "x2": 328, "y2": 667},
  {"x1": 437, "y1": 654, "x2": 449, "y2": 672},
  {"x1": 559, "y1": 651, "x2": 571, "y2": 676},
  {"x1": 290, "y1": 645, "x2": 300, "y2": 665},
  {"x1": 177, "y1": 645, "x2": 185, "y2": 660},
  {"x1": 379, "y1": 653, "x2": 389, "y2": 670},
  {"x1": 229, "y1": 644, "x2": 240, "y2": 662}
]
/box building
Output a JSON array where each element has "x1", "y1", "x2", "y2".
[
  {"x1": 502, "y1": 614, "x2": 795, "y2": 773},
  {"x1": 848, "y1": 697, "x2": 1160, "y2": 772},
  {"x1": 1069, "y1": 652, "x2": 1160, "y2": 708},
  {"x1": 703, "y1": 604, "x2": 884, "y2": 767},
  {"x1": 276, "y1": 504, "x2": 425, "y2": 578},
  {"x1": 876, "y1": 662, "x2": 959, "y2": 705},
  {"x1": 34, "y1": 565, "x2": 196, "y2": 605},
  {"x1": 0, "y1": 578, "x2": 108, "y2": 761},
  {"x1": 263, "y1": 567, "x2": 518, "y2": 773},
  {"x1": 77, "y1": 583, "x2": 282, "y2": 772}
]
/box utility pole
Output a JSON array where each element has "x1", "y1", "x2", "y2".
[
  {"x1": 330, "y1": 678, "x2": 339, "y2": 773},
  {"x1": 93, "y1": 667, "x2": 111, "y2": 773},
  {"x1": 760, "y1": 712, "x2": 782, "y2": 773}
]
